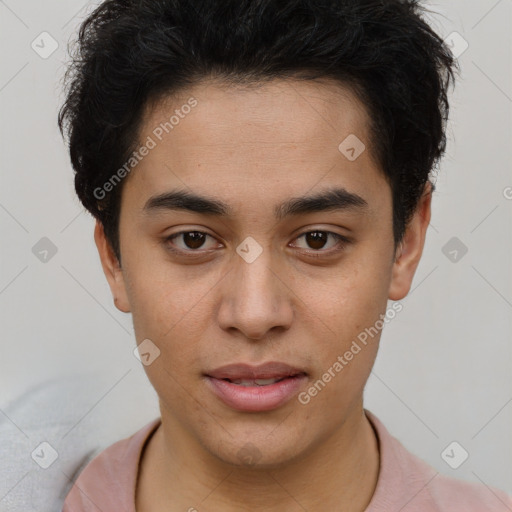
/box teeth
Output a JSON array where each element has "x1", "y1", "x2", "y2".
[
  {"x1": 230, "y1": 378, "x2": 281, "y2": 386},
  {"x1": 255, "y1": 378, "x2": 280, "y2": 386}
]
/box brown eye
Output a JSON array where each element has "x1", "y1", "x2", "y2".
[
  {"x1": 293, "y1": 231, "x2": 349, "y2": 252},
  {"x1": 165, "y1": 231, "x2": 218, "y2": 252},
  {"x1": 304, "y1": 231, "x2": 329, "y2": 250},
  {"x1": 181, "y1": 232, "x2": 207, "y2": 249}
]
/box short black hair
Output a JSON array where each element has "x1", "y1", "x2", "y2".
[{"x1": 58, "y1": 0, "x2": 457, "y2": 263}]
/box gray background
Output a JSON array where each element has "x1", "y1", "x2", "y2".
[{"x1": 1, "y1": 0, "x2": 511, "y2": 510}]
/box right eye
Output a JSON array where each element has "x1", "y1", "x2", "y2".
[{"x1": 164, "y1": 231, "x2": 221, "y2": 254}]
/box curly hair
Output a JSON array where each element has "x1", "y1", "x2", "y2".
[{"x1": 58, "y1": 0, "x2": 457, "y2": 263}]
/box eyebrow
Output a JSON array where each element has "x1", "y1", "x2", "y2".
[{"x1": 142, "y1": 187, "x2": 369, "y2": 220}]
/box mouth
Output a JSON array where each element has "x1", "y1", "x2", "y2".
[
  {"x1": 220, "y1": 376, "x2": 298, "y2": 386},
  {"x1": 206, "y1": 361, "x2": 307, "y2": 380},
  {"x1": 204, "y1": 362, "x2": 308, "y2": 412}
]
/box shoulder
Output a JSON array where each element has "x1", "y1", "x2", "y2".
[
  {"x1": 62, "y1": 417, "x2": 161, "y2": 512},
  {"x1": 427, "y1": 471, "x2": 512, "y2": 511},
  {"x1": 364, "y1": 409, "x2": 512, "y2": 512}
]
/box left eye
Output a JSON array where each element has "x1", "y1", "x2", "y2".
[
  {"x1": 291, "y1": 231, "x2": 347, "y2": 252},
  {"x1": 165, "y1": 230, "x2": 348, "y2": 254}
]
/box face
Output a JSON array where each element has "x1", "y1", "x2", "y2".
[{"x1": 95, "y1": 78, "x2": 430, "y2": 467}]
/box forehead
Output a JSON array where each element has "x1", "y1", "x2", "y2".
[
  {"x1": 121, "y1": 78, "x2": 387, "y2": 219},
  {"x1": 142, "y1": 77, "x2": 371, "y2": 152}
]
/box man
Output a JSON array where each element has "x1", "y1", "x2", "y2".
[{"x1": 58, "y1": 0, "x2": 512, "y2": 510}]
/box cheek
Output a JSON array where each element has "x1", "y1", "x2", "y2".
[
  {"x1": 303, "y1": 258, "x2": 390, "y2": 341},
  {"x1": 125, "y1": 268, "x2": 207, "y2": 414},
  {"x1": 123, "y1": 253, "x2": 200, "y2": 332},
  {"x1": 299, "y1": 253, "x2": 391, "y2": 390},
  {"x1": 125, "y1": 262, "x2": 223, "y2": 373},
  {"x1": 298, "y1": 284, "x2": 384, "y2": 419}
]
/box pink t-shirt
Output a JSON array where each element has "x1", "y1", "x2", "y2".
[{"x1": 62, "y1": 409, "x2": 512, "y2": 511}]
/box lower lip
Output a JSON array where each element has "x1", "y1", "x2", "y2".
[{"x1": 205, "y1": 375, "x2": 307, "y2": 412}]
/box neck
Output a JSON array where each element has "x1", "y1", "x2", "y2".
[{"x1": 136, "y1": 404, "x2": 380, "y2": 512}]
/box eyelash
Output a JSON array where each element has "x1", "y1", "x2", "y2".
[{"x1": 163, "y1": 230, "x2": 351, "y2": 258}]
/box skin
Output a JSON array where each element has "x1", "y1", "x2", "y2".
[{"x1": 94, "y1": 78, "x2": 431, "y2": 511}]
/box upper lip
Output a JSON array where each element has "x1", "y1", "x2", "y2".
[{"x1": 206, "y1": 362, "x2": 307, "y2": 380}]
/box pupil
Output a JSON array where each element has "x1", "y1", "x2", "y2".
[
  {"x1": 184, "y1": 232, "x2": 205, "y2": 249},
  {"x1": 306, "y1": 231, "x2": 327, "y2": 250}
]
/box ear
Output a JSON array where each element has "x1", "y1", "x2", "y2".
[
  {"x1": 93, "y1": 220, "x2": 131, "y2": 313},
  {"x1": 388, "y1": 182, "x2": 432, "y2": 301}
]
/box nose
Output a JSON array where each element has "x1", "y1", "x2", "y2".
[{"x1": 217, "y1": 244, "x2": 294, "y2": 341}]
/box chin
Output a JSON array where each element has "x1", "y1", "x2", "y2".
[{"x1": 208, "y1": 433, "x2": 309, "y2": 470}]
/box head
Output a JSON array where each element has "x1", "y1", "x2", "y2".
[{"x1": 59, "y1": 0, "x2": 456, "y2": 467}]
